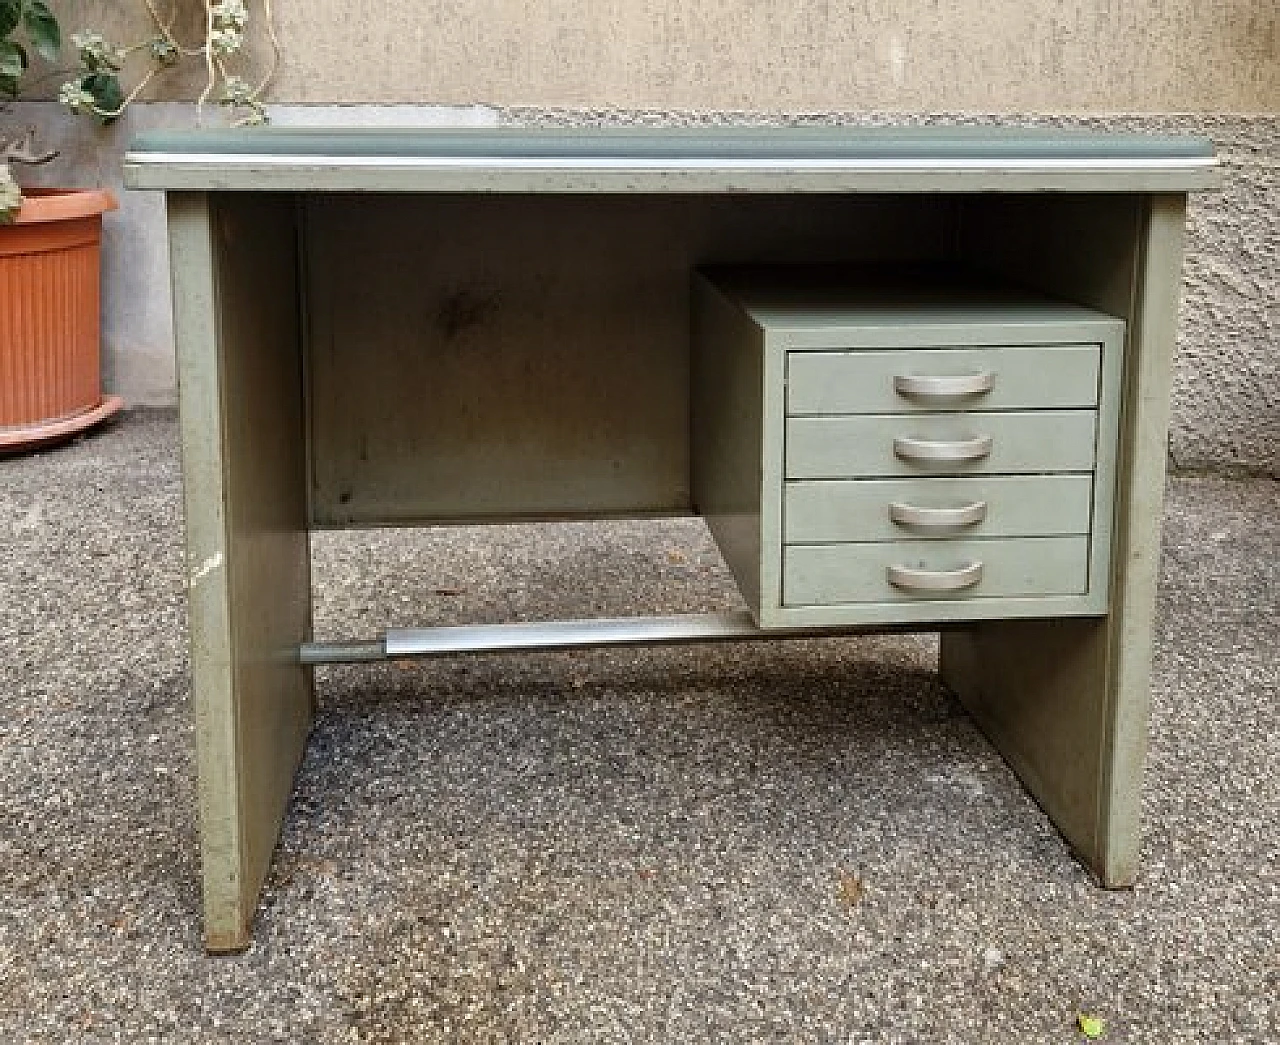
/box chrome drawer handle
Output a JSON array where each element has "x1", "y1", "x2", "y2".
[
  {"x1": 893, "y1": 434, "x2": 993, "y2": 464},
  {"x1": 893, "y1": 372, "x2": 994, "y2": 399},
  {"x1": 887, "y1": 560, "x2": 984, "y2": 592},
  {"x1": 888, "y1": 500, "x2": 988, "y2": 529}
]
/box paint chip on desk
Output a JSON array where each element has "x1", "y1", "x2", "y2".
[{"x1": 190, "y1": 552, "x2": 224, "y2": 584}]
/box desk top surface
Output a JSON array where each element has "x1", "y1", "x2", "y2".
[{"x1": 124, "y1": 126, "x2": 1219, "y2": 194}]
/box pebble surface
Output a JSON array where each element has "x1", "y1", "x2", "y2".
[{"x1": 0, "y1": 410, "x2": 1276, "y2": 1043}]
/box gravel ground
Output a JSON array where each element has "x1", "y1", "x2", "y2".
[{"x1": 0, "y1": 409, "x2": 1276, "y2": 1044}]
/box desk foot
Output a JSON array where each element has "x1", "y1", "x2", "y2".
[
  {"x1": 940, "y1": 618, "x2": 1143, "y2": 888},
  {"x1": 205, "y1": 928, "x2": 254, "y2": 956}
]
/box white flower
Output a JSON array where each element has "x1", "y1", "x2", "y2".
[
  {"x1": 220, "y1": 75, "x2": 252, "y2": 105},
  {"x1": 209, "y1": 27, "x2": 244, "y2": 56},
  {"x1": 212, "y1": 0, "x2": 249, "y2": 32},
  {"x1": 58, "y1": 81, "x2": 99, "y2": 115},
  {"x1": 71, "y1": 32, "x2": 125, "y2": 72}
]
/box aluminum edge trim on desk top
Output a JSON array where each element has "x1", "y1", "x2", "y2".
[
  {"x1": 122, "y1": 153, "x2": 1221, "y2": 192},
  {"x1": 122, "y1": 127, "x2": 1220, "y2": 193}
]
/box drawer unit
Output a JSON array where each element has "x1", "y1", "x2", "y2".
[{"x1": 691, "y1": 269, "x2": 1125, "y2": 628}]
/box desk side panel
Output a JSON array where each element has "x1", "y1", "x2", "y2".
[
  {"x1": 691, "y1": 275, "x2": 767, "y2": 613},
  {"x1": 944, "y1": 194, "x2": 1184, "y2": 886},
  {"x1": 169, "y1": 191, "x2": 313, "y2": 951}
]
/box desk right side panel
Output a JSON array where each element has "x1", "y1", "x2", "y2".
[{"x1": 944, "y1": 194, "x2": 1187, "y2": 886}]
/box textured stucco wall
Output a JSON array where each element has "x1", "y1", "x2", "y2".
[
  {"x1": 1176, "y1": 121, "x2": 1279, "y2": 474},
  {"x1": 9, "y1": 103, "x2": 1278, "y2": 475},
  {"x1": 41, "y1": 0, "x2": 1280, "y2": 113}
]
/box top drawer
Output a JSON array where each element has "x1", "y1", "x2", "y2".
[{"x1": 787, "y1": 345, "x2": 1101, "y2": 415}]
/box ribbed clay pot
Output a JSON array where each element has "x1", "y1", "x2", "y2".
[{"x1": 0, "y1": 187, "x2": 122, "y2": 453}]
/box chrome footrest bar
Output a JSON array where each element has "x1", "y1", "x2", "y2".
[{"x1": 298, "y1": 610, "x2": 880, "y2": 665}]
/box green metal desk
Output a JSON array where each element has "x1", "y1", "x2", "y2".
[{"x1": 124, "y1": 127, "x2": 1218, "y2": 952}]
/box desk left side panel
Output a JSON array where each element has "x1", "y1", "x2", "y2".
[{"x1": 167, "y1": 192, "x2": 313, "y2": 953}]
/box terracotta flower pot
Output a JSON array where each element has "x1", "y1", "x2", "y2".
[{"x1": 0, "y1": 187, "x2": 123, "y2": 453}]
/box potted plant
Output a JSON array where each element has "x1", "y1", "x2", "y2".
[
  {"x1": 1, "y1": 0, "x2": 274, "y2": 452},
  {"x1": 2, "y1": 2, "x2": 121, "y2": 451}
]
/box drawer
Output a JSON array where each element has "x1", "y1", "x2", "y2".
[
  {"x1": 692, "y1": 268, "x2": 1125, "y2": 627},
  {"x1": 787, "y1": 345, "x2": 1101, "y2": 415},
  {"x1": 784, "y1": 475, "x2": 1094, "y2": 543},
  {"x1": 783, "y1": 537, "x2": 1090, "y2": 606},
  {"x1": 785, "y1": 410, "x2": 1097, "y2": 479}
]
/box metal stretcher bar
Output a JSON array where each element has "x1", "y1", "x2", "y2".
[{"x1": 297, "y1": 610, "x2": 892, "y2": 664}]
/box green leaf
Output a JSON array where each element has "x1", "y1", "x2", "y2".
[
  {"x1": 1078, "y1": 1014, "x2": 1106, "y2": 1040},
  {"x1": 22, "y1": 0, "x2": 60, "y2": 62},
  {"x1": 80, "y1": 72, "x2": 123, "y2": 121},
  {"x1": 0, "y1": 38, "x2": 27, "y2": 79},
  {"x1": 0, "y1": 0, "x2": 22, "y2": 40},
  {"x1": 0, "y1": 72, "x2": 19, "y2": 99}
]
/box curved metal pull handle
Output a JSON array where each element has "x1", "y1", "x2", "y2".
[
  {"x1": 888, "y1": 500, "x2": 988, "y2": 529},
  {"x1": 886, "y1": 560, "x2": 984, "y2": 592},
  {"x1": 893, "y1": 434, "x2": 993, "y2": 464},
  {"x1": 893, "y1": 372, "x2": 994, "y2": 399}
]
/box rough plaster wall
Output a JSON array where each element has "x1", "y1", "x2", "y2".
[
  {"x1": 255, "y1": 0, "x2": 1280, "y2": 112},
  {"x1": 1177, "y1": 122, "x2": 1279, "y2": 475},
  {"x1": 41, "y1": 0, "x2": 1279, "y2": 112}
]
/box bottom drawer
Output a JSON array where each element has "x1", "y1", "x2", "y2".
[{"x1": 783, "y1": 537, "x2": 1089, "y2": 606}]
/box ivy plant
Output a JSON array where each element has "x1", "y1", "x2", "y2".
[
  {"x1": 2, "y1": 0, "x2": 277, "y2": 220},
  {"x1": 0, "y1": 1, "x2": 58, "y2": 100},
  {"x1": 1, "y1": 0, "x2": 60, "y2": 219}
]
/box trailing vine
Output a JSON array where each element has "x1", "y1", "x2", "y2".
[{"x1": 2, "y1": 0, "x2": 279, "y2": 219}]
